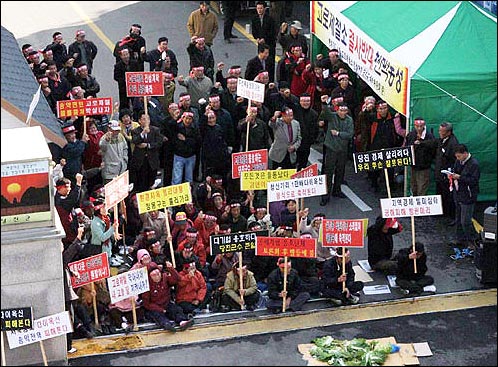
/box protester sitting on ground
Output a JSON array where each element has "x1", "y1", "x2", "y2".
[
  {"x1": 221, "y1": 262, "x2": 260, "y2": 312},
  {"x1": 291, "y1": 233, "x2": 321, "y2": 297},
  {"x1": 247, "y1": 207, "x2": 273, "y2": 232},
  {"x1": 174, "y1": 242, "x2": 202, "y2": 273},
  {"x1": 221, "y1": 199, "x2": 248, "y2": 233},
  {"x1": 90, "y1": 198, "x2": 121, "y2": 258},
  {"x1": 147, "y1": 239, "x2": 168, "y2": 271},
  {"x1": 176, "y1": 260, "x2": 209, "y2": 316},
  {"x1": 193, "y1": 210, "x2": 219, "y2": 261},
  {"x1": 367, "y1": 216, "x2": 403, "y2": 275},
  {"x1": 210, "y1": 247, "x2": 239, "y2": 289},
  {"x1": 298, "y1": 209, "x2": 329, "y2": 263},
  {"x1": 128, "y1": 227, "x2": 157, "y2": 262},
  {"x1": 395, "y1": 242, "x2": 434, "y2": 296},
  {"x1": 130, "y1": 248, "x2": 153, "y2": 271},
  {"x1": 76, "y1": 279, "x2": 112, "y2": 335},
  {"x1": 279, "y1": 199, "x2": 298, "y2": 231},
  {"x1": 140, "y1": 209, "x2": 169, "y2": 249},
  {"x1": 320, "y1": 247, "x2": 364, "y2": 306},
  {"x1": 266, "y1": 257, "x2": 311, "y2": 314},
  {"x1": 177, "y1": 228, "x2": 208, "y2": 275},
  {"x1": 141, "y1": 262, "x2": 193, "y2": 332},
  {"x1": 170, "y1": 211, "x2": 194, "y2": 251}
]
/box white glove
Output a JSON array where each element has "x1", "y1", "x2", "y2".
[{"x1": 198, "y1": 98, "x2": 207, "y2": 105}]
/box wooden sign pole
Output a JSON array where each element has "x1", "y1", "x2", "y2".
[
  {"x1": 39, "y1": 340, "x2": 48, "y2": 366},
  {"x1": 83, "y1": 115, "x2": 87, "y2": 137},
  {"x1": 164, "y1": 208, "x2": 176, "y2": 268},
  {"x1": 282, "y1": 256, "x2": 288, "y2": 312},
  {"x1": 131, "y1": 297, "x2": 139, "y2": 331},
  {"x1": 245, "y1": 101, "x2": 251, "y2": 151},
  {"x1": 384, "y1": 168, "x2": 392, "y2": 199},
  {"x1": 90, "y1": 282, "x2": 99, "y2": 327},
  {"x1": 342, "y1": 248, "x2": 347, "y2": 292},
  {"x1": 411, "y1": 215, "x2": 418, "y2": 274},
  {"x1": 144, "y1": 96, "x2": 148, "y2": 116},
  {"x1": 238, "y1": 252, "x2": 245, "y2": 309},
  {"x1": 1, "y1": 331, "x2": 6, "y2": 366}
]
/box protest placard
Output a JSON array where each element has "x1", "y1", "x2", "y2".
[
  {"x1": 231, "y1": 149, "x2": 268, "y2": 179},
  {"x1": 209, "y1": 232, "x2": 257, "y2": 256},
  {"x1": 107, "y1": 267, "x2": 150, "y2": 304},
  {"x1": 6, "y1": 311, "x2": 72, "y2": 349},
  {"x1": 136, "y1": 182, "x2": 191, "y2": 214},
  {"x1": 267, "y1": 175, "x2": 327, "y2": 202},
  {"x1": 104, "y1": 170, "x2": 129, "y2": 211},
  {"x1": 255, "y1": 237, "x2": 316, "y2": 258},
  {"x1": 1, "y1": 307, "x2": 33, "y2": 331},
  {"x1": 68, "y1": 252, "x2": 110, "y2": 288},
  {"x1": 380, "y1": 195, "x2": 443, "y2": 218},
  {"x1": 237, "y1": 78, "x2": 265, "y2": 103},
  {"x1": 353, "y1": 146, "x2": 415, "y2": 173},
  {"x1": 322, "y1": 219, "x2": 365, "y2": 248},
  {"x1": 240, "y1": 169, "x2": 296, "y2": 191},
  {"x1": 125, "y1": 71, "x2": 164, "y2": 97},
  {"x1": 291, "y1": 163, "x2": 319, "y2": 179},
  {"x1": 56, "y1": 97, "x2": 112, "y2": 118}
]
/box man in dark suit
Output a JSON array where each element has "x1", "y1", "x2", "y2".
[
  {"x1": 129, "y1": 110, "x2": 165, "y2": 193},
  {"x1": 251, "y1": 2, "x2": 277, "y2": 82},
  {"x1": 245, "y1": 43, "x2": 270, "y2": 82}
]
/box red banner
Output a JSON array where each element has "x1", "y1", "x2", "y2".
[
  {"x1": 231, "y1": 149, "x2": 268, "y2": 179},
  {"x1": 68, "y1": 253, "x2": 110, "y2": 288},
  {"x1": 56, "y1": 97, "x2": 112, "y2": 118},
  {"x1": 125, "y1": 71, "x2": 164, "y2": 97},
  {"x1": 256, "y1": 237, "x2": 316, "y2": 258},
  {"x1": 322, "y1": 219, "x2": 364, "y2": 248},
  {"x1": 291, "y1": 163, "x2": 319, "y2": 179}
]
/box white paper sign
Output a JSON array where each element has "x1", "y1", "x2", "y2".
[
  {"x1": 267, "y1": 175, "x2": 327, "y2": 202},
  {"x1": 107, "y1": 267, "x2": 150, "y2": 304},
  {"x1": 362, "y1": 285, "x2": 391, "y2": 295},
  {"x1": 237, "y1": 78, "x2": 265, "y2": 103},
  {"x1": 6, "y1": 311, "x2": 72, "y2": 349},
  {"x1": 380, "y1": 195, "x2": 443, "y2": 218}
]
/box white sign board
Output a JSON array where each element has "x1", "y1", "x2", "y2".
[
  {"x1": 267, "y1": 175, "x2": 327, "y2": 202},
  {"x1": 107, "y1": 267, "x2": 150, "y2": 304},
  {"x1": 237, "y1": 78, "x2": 265, "y2": 103},
  {"x1": 6, "y1": 311, "x2": 72, "y2": 349},
  {"x1": 104, "y1": 170, "x2": 129, "y2": 211},
  {"x1": 380, "y1": 195, "x2": 443, "y2": 218}
]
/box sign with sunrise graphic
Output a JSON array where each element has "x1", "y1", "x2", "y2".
[{"x1": 1, "y1": 160, "x2": 52, "y2": 227}]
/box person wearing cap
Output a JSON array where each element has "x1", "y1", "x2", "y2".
[
  {"x1": 321, "y1": 247, "x2": 364, "y2": 306},
  {"x1": 187, "y1": 1, "x2": 219, "y2": 47},
  {"x1": 278, "y1": 20, "x2": 308, "y2": 57},
  {"x1": 46, "y1": 31, "x2": 68, "y2": 71},
  {"x1": 318, "y1": 100, "x2": 354, "y2": 204},
  {"x1": 75, "y1": 63, "x2": 100, "y2": 98},
  {"x1": 99, "y1": 120, "x2": 128, "y2": 184},
  {"x1": 367, "y1": 216, "x2": 403, "y2": 275},
  {"x1": 177, "y1": 64, "x2": 213, "y2": 109},
  {"x1": 170, "y1": 211, "x2": 194, "y2": 251},
  {"x1": 269, "y1": 107, "x2": 302, "y2": 169},
  {"x1": 294, "y1": 93, "x2": 320, "y2": 170},
  {"x1": 238, "y1": 105, "x2": 270, "y2": 152},
  {"x1": 176, "y1": 259, "x2": 208, "y2": 315},
  {"x1": 221, "y1": 262, "x2": 260, "y2": 311},
  {"x1": 143, "y1": 36, "x2": 178, "y2": 74},
  {"x1": 142, "y1": 262, "x2": 194, "y2": 332},
  {"x1": 395, "y1": 242, "x2": 434, "y2": 296},
  {"x1": 405, "y1": 117, "x2": 436, "y2": 196},
  {"x1": 266, "y1": 257, "x2": 311, "y2": 313},
  {"x1": 245, "y1": 43, "x2": 270, "y2": 82},
  {"x1": 114, "y1": 48, "x2": 140, "y2": 111},
  {"x1": 68, "y1": 29, "x2": 98, "y2": 74}
]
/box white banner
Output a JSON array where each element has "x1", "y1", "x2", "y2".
[
  {"x1": 6, "y1": 311, "x2": 72, "y2": 349},
  {"x1": 380, "y1": 195, "x2": 443, "y2": 218},
  {"x1": 237, "y1": 78, "x2": 265, "y2": 103},
  {"x1": 267, "y1": 175, "x2": 327, "y2": 202},
  {"x1": 107, "y1": 267, "x2": 150, "y2": 304}
]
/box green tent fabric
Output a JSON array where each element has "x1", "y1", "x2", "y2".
[{"x1": 311, "y1": 1, "x2": 497, "y2": 201}]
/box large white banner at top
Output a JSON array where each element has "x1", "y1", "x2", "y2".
[{"x1": 311, "y1": 1, "x2": 409, "y2": 116}]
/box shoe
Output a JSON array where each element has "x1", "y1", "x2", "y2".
[
  {"x1": 401, "y1": 289, "x2": 410, "y2": 295},
  {"x1": 348, "y1": 295, "x2": 360, "y2": 304},
  {"x1": 450, "y1": 247, "x2": 464, "y2": 260},
  {"x1": 320, "y1": 195, "x2": 329, "y2": 206},
  {"x1": 163, "y1": 322, "x2": 176, "y2": 332},
  {"x1": 246, "y1": 305, "x2": 256, "y2": 311},
  {"x1": 328, "y1": 298, "x2": 343, "y2": 306},
  {"x1": 178, "y1": 319, "x2": 194, "y2": 331},
  {"x1": 83, "y1": 328, "x2": 95, "y2": 339},
  {"x1": 110, "y1": 257, "x2": 124, "y2": 267},
  {"x1": 67, "y1": 347, "x2": 77, "y2": 354},
  {"x1": 270, "y1": 308, "x2": 282, "y2": 314},
  {"x1": 220, "y1": 305, "x2": 231, "y2": 313},
  {"x1": 224, "y1": 38, "x2": 232, "y2": 44},
  {"x1": 229, "y1": 34, "x2": 238, "y2": 38},
  {"x1": 332, "y1": 192, "x2": 347, "y2": 198}
]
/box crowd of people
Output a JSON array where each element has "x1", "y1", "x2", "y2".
[{"x1": 21, "y1": 1, "x2": 480, "y2": 354}]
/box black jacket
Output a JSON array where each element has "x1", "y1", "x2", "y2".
[
  {"x1": 406, "y1": 129, "x2": 436, "y2": 170},
  {"x1": 129, "y1": 125, "x2": 164, "y2": 170},
  {"x1": 321, "y1": 256, "x2": 356, "y2": 290},
  {"x1": 173, "y1": 122, "x2": 201, "y2": 158},
  {"x1": 396, "y1": 247, "x2": 428, "y2": 281},
  {"x1": 294, "y1": 106, "x2": 319, "y2": 148},
  {"x1": 367, "y1": 217, "x2": 402, "y2": 267},
  {"x1": 245, "y1": 55, "x2": 266, "y2": 81},
  {"x1": 251, "y1": 13, "x2": 277, "y2": 46},
  {"x1": 143, "y1": 48, "x2": 179, "y2": 75},
  {"x1": 452, "y1": 156, "x2": 480, "y2": 204},
  {"x1": 68, "y1": 40, "x2": 98, "y2": 71},
  {"x1": 267, "y1": 267, "x2": 302, "y2": 300}
]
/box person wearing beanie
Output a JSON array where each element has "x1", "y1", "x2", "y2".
[{"x1": 141, "y1": 262, "x2": 193, "y2": 331}]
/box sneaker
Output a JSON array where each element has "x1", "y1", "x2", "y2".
[
  {"x1": 110, "y1": 257, "x2": 124, "y2": 267},
  {"x1": 163, "y1": 322, "x2": 176, "y2": 332},
  {"x1": 178, "y1": 319, "x2": 194, "y2": 331},
  {"x1": 68, "y1": 347, "x2": 77, "y2": 354},
  {"x1": 328, "y1": 298, "x2": 343, "y2": 306},
  {"x1": 348, "y1": 294, "x2": 360, "y2": 304}
]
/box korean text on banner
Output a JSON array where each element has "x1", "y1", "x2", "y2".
[
  {"x1": 210, "y1": 232, "x2": 257, "y2": 256},
  {"x1": 1, "y1": 307, "x2": 33, "y2": 331},
  {"x1": 137, "y1": 182, "x2": 191, "y2": 214},
  {"x1": 256, "y1": 237, "x2": 317, "y2": 258},
  {"x1": 6, "y1": 311, "x2": 72, "y2": 349},
  {"x1": 105, "y1": 170, "x2": 129, "y2": 211},
  {"x1": 322, "y1": 219, "x2": 365, "y2": 248},
  {"x1": 353, "y1": 146, "x2": 415, "y2": 173},
  {"x1": 380, "y1": 195, "x2": 443, "y2": 218},
  {"x1": 107, "y1": 267, "x2": 150, "y2": 304},
  {"x1": 291, "y1": 163, "x2": 319, "y2": 179},
  {"x1": 267, "y1": 174, "x2": 327, "y2": 202},
  {"x1": 311, "y1": 1, "x2": 409, "y2": 116},
  {"x1": 240, "y1": 169, "x2": 296, "y2": 191},
  {"x1": 237, "y1": 78, "x2": 265, "y2": 103},
  {"x1": 125, "y1": 71, "x2": 165, "y2": 97},
  {"x1": 231, "y1": 149, "x2": 268, "y2": 179},
  {"x1": 68, "y1": 252, "x2": 110, "y2": 288},
  {"x1": 57, "y1": 97, "x2": 112, "y2": 119}
]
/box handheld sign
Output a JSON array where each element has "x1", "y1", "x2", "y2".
[
  {"x1": 353, "y1": 146, "x2": 415, "y2": 173},
  {"x1": 290, "y1": 163, "x2": 319, "y2": 179},
  {"x1": 322, "y1": 219, "x2": 365, "y2": 248},
  {"x1": 107, "y1": 267, "x2": 150, "y2": 304},
  {"x1": 5, "y1": 311, "x2": 72, "y2": 349},
  {"x1": 209, "y1": 232, "x2": 257, "y2": 256},
  {"x1": 256, "y1": 237, "x2": 317, "y2": 258},
  {"x1": 104, "y1": 171, "x2": 129, "y2": 211},
  {"x1": 68, "y1": 253, "x2": 110, "y2": 288},
  {"x1": 136, "y1": 182, "x2": 191, "y2": 214},
  {"x1": 231, "y1": 149, "x2": 268, "y2": 179},
  {"x1": 1, "y1": 308, "x2": 33, "y2": 331},
  {"x1": 125, "y1": 71, "x2": 164, "y2": 97},
  {"x1": 56, "y1": 97, "x2": 112, "y2": 119},
  {"x1": 237, "y1": 78, "x2": 265, "y2": 103},
  {"x1": 240, "y1": 169, "x2": 296, "y2": 191},
  {"x1": 380, "y1": 195, "x2": 443, "y2": 218},
  {"x1": 267, "y1": 175, "x2": 327, "y2": 202}
]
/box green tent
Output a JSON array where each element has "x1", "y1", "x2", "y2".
[{"x1": 311, "y1": 1, "x2": 497, "y2": 201}]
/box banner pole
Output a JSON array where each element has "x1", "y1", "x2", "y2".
[
  {"x1": 342, "y1": 248, "x2": 347, "y2": 292},
  {"x1": 83, "y1": 115, "x2": 87, "y2": 137},
  {"x1": 164, "y1": 208, "x2": 176, "y2": 268},
  {"x1": 282, "y1": 256, "x2": 288, "y2": 312},
  {"x1": 411, "y1": 215, "x2": 418, "y2": 274},
  {"x1": 131, "y1": 297, "x2": 139, "y2": 331},
  {"x1": 238, "y1": 252, "x2": 245, "y2": 309},
  {"x1": 39, "y1": 341, "x2": 48, "y2": 366},
  {"x1": 245, "y1": 101, "x2": 251, "y2": 151},
  {"x1": 1, "y1": 331, "x2": 6, "y2": 366},
  {"x1": 90, "y1": 282, "x2": 99, "y2": 327},
  {"x1": 384, "y1": 168, "x2": 392, "y2": 199}
]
